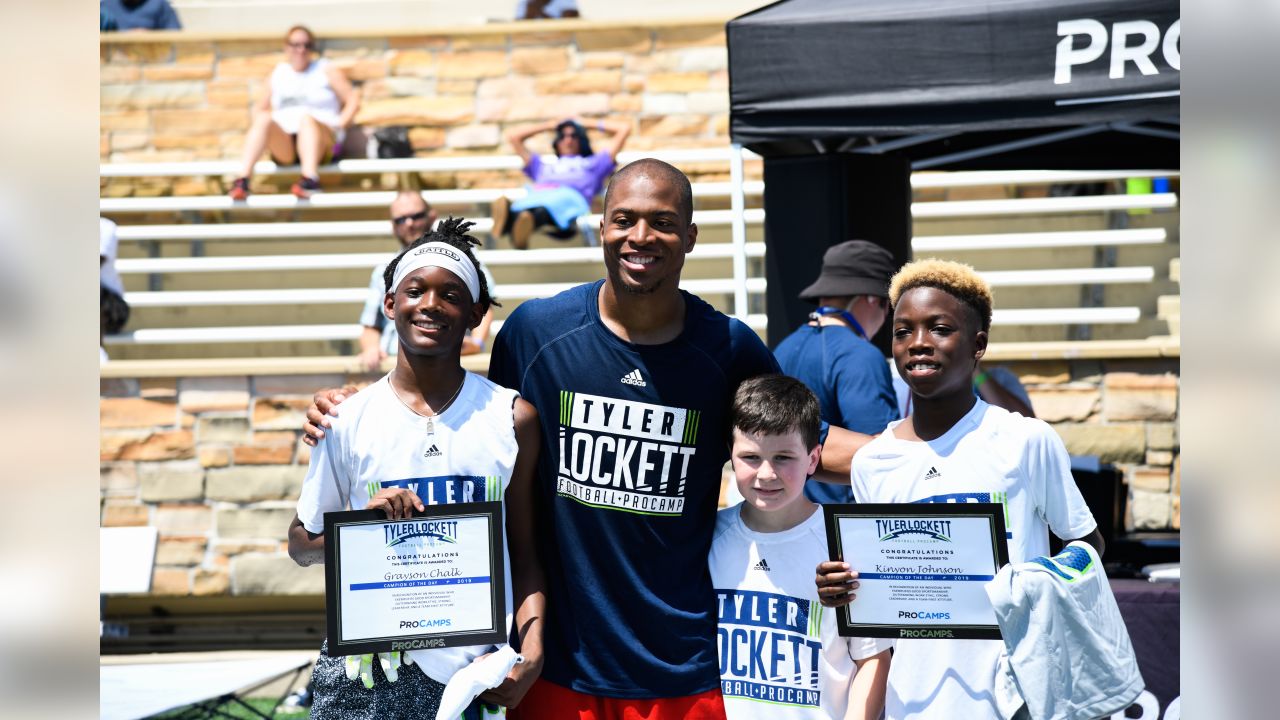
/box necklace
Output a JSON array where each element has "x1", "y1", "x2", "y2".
[{"x1": 388, "y1": 374, "x2": 466, "y2": 436}]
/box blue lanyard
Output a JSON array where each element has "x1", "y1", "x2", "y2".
[{"x1": 811, "y1": 305, "x2": 869, "y2": 340}]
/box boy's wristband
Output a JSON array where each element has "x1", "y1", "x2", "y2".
[{"x1": 973, "y1": 371, "x2": 990, "y2": 389}]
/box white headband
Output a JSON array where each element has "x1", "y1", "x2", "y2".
[{"x1": 390, "y1": 242, "x2": 481, "y2": 302}]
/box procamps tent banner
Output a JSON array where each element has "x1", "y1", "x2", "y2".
[{"x1": 728, "y1": 0, "x2": 1180, "y2": 144}]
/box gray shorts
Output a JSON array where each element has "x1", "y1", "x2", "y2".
[{"x1": 311, "y1": 640, "x2": 452, "y2": 720}]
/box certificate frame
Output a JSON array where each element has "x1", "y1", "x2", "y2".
[
  {"x1": 824, "y1": 503, "x2": 1010, "y2": 640},
  {"x1": 323, "y1": 501, "x2": 506, "y2": 656}
]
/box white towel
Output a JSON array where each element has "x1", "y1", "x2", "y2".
[
  {"x1": 985, "y1": 542, "x2": 1144, "y2": 720},
  {"x1": 435, "y1": 645, "x2": 523, "y2": 720}
]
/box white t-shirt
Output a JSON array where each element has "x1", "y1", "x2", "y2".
[
  {"x1": 710, "y1": 504, "x2": 890, "y2": 719},
  {"x1": 297, "y1": 372, "x2": 520, "y2": 685},
  {"x1": 849, "y1": 399, "x2": 1097, "y2": 720},
  {"x1": 270, "y1": 58, "x2": 343, "y2": 138}
]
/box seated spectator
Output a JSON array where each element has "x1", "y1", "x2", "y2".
[
  {"x1": 359, "y1": 193, "x2": 498, "y2": 371},
  {"x1": 516, "y1": 0, "x2": 580, "y2": 19},
  {"x1": 228, "y1": 25, "x2": 360, "y2": 201},
  {"x1": 100, "y1": 218, "x2": 129, "y2": 363},
  {"x1": 491, "y1": 118, "x2": 630, "y2": 249},
  {"x1": 100, "y1": 0, "x2": 181, "y2": 31}
]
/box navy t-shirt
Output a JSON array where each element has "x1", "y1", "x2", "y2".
[
  {"x1": 488, "y1": 280, "x2": 779, "y2": 697},
  {"x1": 773, "y1": 323, "x2": 899, "y2": 504}
]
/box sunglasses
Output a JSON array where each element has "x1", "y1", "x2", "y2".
[
  {"x1": 393, "y1": 210, "x2": 429, "y2": 226},
  {"x1": 286, "y1": 41, "x2": 315, "y2": 50}
]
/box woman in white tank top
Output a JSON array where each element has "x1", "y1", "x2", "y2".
[{"x1": 229, "y1": 25, "x2": 360, "y2": 201}]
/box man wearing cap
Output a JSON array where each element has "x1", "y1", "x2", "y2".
[{"x1": 773, "y1": 240, "x2": 900, "y2": 504}]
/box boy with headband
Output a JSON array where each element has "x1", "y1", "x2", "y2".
[{"x1": 288, "y1": 218, "x2": 546, "y2": 719}]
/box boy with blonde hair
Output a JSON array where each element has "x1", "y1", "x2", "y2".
[{"x1": 816, "y1": 259, "x2": 1104, "y2": 719}]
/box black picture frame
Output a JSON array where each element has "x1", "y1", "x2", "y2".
[
  {"x1": 323, "y1": 501, "x2": 506, "y2": 656},
  {"x1": 824, "y1": 502, "x2": 1010, "y2": 640}
]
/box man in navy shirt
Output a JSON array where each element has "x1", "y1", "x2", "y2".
[
  {"x1": 100, "y1": 0, "x2": 182, "y2": 31},
  {"x1": 305, "y1": 160, "x2": 867, "y2": 717},
  {"x1": 773, "y1": 240, "x2": 900, "y2": 504}
]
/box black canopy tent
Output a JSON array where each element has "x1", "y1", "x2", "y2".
[{"x1": 725, "y1": 0, "x2": 1179, "y2": 344}]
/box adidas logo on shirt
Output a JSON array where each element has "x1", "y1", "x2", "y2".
[
  {"x1": 753, "y1": 558, "x2": 770, "y2": 572},
  {"x1": 620, "y1": 369, "x2": 647, "y2": 387},
  {"x1": 423, "y1": 444, "x2": 442, "y2": 458},
  {"x1": 924, "y1": 466, "x2": 941, "y2": 480}
]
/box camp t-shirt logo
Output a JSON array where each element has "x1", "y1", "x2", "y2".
[
  {"x1": 369, "y1": 475, "x2": 504, "y2": 506},
  {"x1": 717, "y1": 588, "x2": 823, "y2": 707},
  {"x1": 556, "y1": 390, "x2": 700, "y2": 516},
  {"x1": 912, "y1": 490, "x2": 1013, "y2": 539}
]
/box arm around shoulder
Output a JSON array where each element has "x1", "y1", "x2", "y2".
[{"x1": 814, "y1": 425, "x2": 874, "y2": 484}]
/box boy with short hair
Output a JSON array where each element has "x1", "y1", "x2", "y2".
[
  {"x1": 816, "y1": 259, "x2": 1105, "y2": 720},
  {"x1": 712, "y1": 375, "x2": 891, "y2": 720},
  {"x1": 288, "y1": 218, "x2": 545, "y2": 719}
]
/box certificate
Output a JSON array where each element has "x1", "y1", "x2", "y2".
[
  {"x1": 824, "y1": 503, "x2": 1009, "y2": 640},
  {"x1": 324, "y1": 501, "x2": 506, "y2": 656}
]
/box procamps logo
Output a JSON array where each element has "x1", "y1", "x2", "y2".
[
  {"x1": 876, "y1": 519, "x2": 952, "y2": 542},
  {"x1": 1055, "y1": 17, "x2": 1181, "y2": 85},
  {"x1": 399, "y1": 618, "x2": 453, "y2": 629},
  {"x1": 385, "y1": 520, "x2": 459, "y2": 548},
  {"x1": 899, "y1": 610, "x2": 951, "y2": 620}
]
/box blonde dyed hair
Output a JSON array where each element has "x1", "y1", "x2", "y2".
[{"x1": 888, "y1": 259, "x2": 993, "y2": 331}]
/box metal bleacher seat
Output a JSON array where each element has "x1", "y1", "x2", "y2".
[{"x1": 99, "y1": 151, "x2": 1179, "y2": 358}]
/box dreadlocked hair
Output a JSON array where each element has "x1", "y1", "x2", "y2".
[
  {"x1": 887, "y1": 258, "x2": 992, "y2": 332},
  {"x1": 383, "y1": 216, "x2": 499, "y2": 313}
]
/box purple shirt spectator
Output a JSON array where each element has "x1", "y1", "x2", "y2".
[{"x1": 525, "y1": 152, "x2": 616, "y2": 205}]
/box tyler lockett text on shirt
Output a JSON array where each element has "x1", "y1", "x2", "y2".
[
  {"x1": 718, "y1": 588, "x2": 824, "y2": 707},
  {"x1": 557, "y1": 391, "x2": 700, "y2": 516}
]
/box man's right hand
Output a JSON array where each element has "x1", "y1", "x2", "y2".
[
  {"x1": 816, "y1": 560, "x2": 861, "y2": 608},
  {"x1": 302, "y1": 385, "x2": 358, "y2": 446}
]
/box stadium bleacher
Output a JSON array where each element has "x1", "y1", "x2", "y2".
[{"x1": 99, "y1": 148, "x2": 1179, "y2": 366}]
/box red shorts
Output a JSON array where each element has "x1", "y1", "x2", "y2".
[{"x1": 509, "y1": 678, "x2": 726, "y2": 720}]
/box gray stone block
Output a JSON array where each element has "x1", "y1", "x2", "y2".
[
  {"x1": 232, "y1": 554, "x2": 324, "y2": 595},
  {"x1": 206, "y1": 466, "x2": 305, "y2": 502},
  {"x1": 138, "y1": 461, "x2": 205, "y2": 502}
]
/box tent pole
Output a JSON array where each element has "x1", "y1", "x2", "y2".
[{"x1": 730, "y1": 142, "x2": 749, "y2": 320}]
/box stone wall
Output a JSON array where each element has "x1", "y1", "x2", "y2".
[
  {"x1": 100, "y1": 20, "x2": 735, "y2": 195},
  {"x1": 100, "y1": 358, "x2": 1179, "y2": 598},
  {"x1": 1014, "y1": 358, "x2": 1181, "y2": 531}
]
